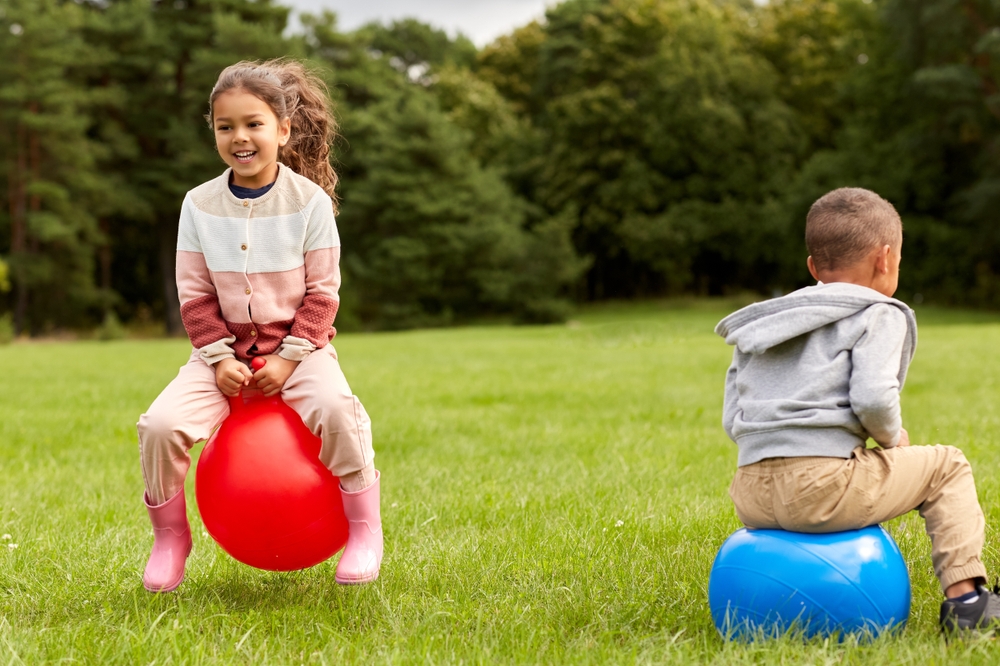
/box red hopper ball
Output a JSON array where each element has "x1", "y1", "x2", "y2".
[{"x1": 195, "y1": 356, "x2": 348, "y2": 571}]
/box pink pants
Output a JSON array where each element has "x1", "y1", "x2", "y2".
[{"x1": 138, "y1": 347, "x2": 374, "y2": 505}]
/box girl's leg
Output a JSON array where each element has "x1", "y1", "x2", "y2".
[
  {"x1": 136, "y1": 350, "x2": 229, "y2": 592},
  {"x1": 283, "y1": 347, "x2": 381, "y2": 584},
  {"x1": 281, "y1": 348, "x2": 376, "y2": 491},
  {"x1": 138, "y1": 350, "x2": 230, "y2": 504}
]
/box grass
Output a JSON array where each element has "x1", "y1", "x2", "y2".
[{"x1": 3, "y1": 299, "x2": 1000, "y2": 663}]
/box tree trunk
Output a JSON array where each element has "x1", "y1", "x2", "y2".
[
  {"x1": 99, "y1": 217, "x2": 112, "y2": 308},
  {"x1": 25, "y1": 111, "x2": 43, "y2": 333},
  {"x1": 10, "y1": 118, "x2": 28, "y2": 334}
]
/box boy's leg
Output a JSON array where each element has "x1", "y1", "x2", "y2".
[
  {"x1": 281, "y1": 347, "x2": 375, "y2": 492},
  {"x1": 849, "y1": 445, "x2": 986, "y2": 593},
  {"x1": 137, "y1": 350, "x2": 230, "y2": 505},
  {"x1": 732, "y1": 447, "x2": 987, "y2": 593}
]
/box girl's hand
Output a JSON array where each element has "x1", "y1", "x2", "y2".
[
  {"x1": 253, "y1": 355, "x2": 300, "y2": 397},
  {"x1": 215, "y1": 358, "x2": 253, "y2": 396}
]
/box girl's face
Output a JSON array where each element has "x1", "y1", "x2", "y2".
[{"x1": 212, "y1": 90, "x2": 291, "y2": 189}]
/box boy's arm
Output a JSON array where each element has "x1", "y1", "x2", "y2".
[
  {"x1": 849, "y1": 305, "x2": 907, "y2": 448},
  {"x1": 722, "y1": 350, "x2": 740, "y2": 443}
]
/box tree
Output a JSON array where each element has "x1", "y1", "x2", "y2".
[
  {"x1": 0, "y1": 0, "x2": 110, "y2": 335},
  {"x1": 304, "y1": 13, "x2": 584, "y2": 327},
  {"x1": 354, "y1": 17, "x2": 477, "y2": 77},
  {"x1": 882, "y1": 0, "x2": 1000, "y2": 306},
  {"x1": 774, "y1": 0, "x2": 1000, "y2": 305},
  {"x1": 479, "y1": 0, "x2": 803, "y2": 298},
  {"x1": 477, "y1": 22, "x2": 548, "y2": 118},
  {"x1": 753, "y1": 0, "x2": 881, "y2": 155}
]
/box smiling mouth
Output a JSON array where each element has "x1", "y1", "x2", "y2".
[{"x1": 233, "y1": 151, "x2": 257, "y2": 164}]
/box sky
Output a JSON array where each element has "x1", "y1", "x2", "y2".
[{"x1": 285, "y1": 0, "x2": 556, "y2": 46}]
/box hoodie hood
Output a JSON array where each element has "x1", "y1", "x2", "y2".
[{"x1": 716, "y1": 282, "x2": 917, "y2": 358}]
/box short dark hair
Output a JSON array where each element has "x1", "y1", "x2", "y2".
[{"x1": 805, "y1": 188, "x2": 902, "y2": 271}]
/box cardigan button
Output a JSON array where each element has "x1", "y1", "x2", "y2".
[
  {"x1": 245, "y1": 288, "x2": 251, "y2": 295},
  {"x1": 242, "y1": 200, "x2": 249, "y2": 207},
  {"x1": 250, "y1": 330, "x2": 257, "y2": 337},
  {"x1": 241, "y1": 244, "x2": 247, "y2": 251}
]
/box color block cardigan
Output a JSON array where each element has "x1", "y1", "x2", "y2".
[{"x1": 176, "y1": 165, "x2": 340, "y2": 365}]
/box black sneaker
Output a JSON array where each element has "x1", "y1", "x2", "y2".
[{"x1": 940, "y1": 585, "x2": 1000, "y2": 633}]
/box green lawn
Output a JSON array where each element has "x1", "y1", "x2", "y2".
[{"x1": 4, "y1": 300, "x2": 1000, "y2": 663}]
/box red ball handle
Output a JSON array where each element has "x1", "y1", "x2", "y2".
[{"x1": 228, "y1": 357, "x2": 268, "y2": 413}]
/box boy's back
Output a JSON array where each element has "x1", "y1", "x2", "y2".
[{"x1": 717, "y1": 282, "x2": 916, "y2": 466}]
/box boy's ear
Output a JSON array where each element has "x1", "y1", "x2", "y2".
[
  {"x1": 807, "y1": 256, "x2": 820, "y2": 281},
  {"x1": 874, "y1": 244, "x2": 891, "y2": 274}
]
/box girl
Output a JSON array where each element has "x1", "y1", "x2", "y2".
[{"x1": 137, "y1": 60, "x2": 381, "y2": 592}]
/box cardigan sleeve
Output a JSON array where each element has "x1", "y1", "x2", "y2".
[
  {"x1": 176, "y1": 195, "x2": 236, "y2": 365},
  {"x1": 278, "y1": 194, "x2": 340, "y2": 362}
]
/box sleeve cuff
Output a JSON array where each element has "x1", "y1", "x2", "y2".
[
  {"x1": 199, "y1": 336, "x2": 237, "y2": 366},
  {"x1": 884, "y1": 430, "x2": 901, "y2": 448},
  {"x1": 278, "y1": 335, "x2": 317, "y2": 362}
]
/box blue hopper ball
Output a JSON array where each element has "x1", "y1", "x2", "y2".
[{"x1": 708, "y1": 525, "x2": 911, "y2": 640}]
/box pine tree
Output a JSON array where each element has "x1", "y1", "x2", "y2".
[{"x1": 0, "y1": 0, "x2": 107, "y2": 334}]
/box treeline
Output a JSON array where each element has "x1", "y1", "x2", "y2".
[{"x1": 0, "y1": 0, "x2": 998, "y2": 336}]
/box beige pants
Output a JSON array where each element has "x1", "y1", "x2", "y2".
[
  {"x1": 138, "y1": 348, "x2": 374, "y2": 505},
  {"x1": 729, "y1": 445, "x2": 987, "y2": 592}
]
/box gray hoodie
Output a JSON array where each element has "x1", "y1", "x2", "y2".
[{"x1": 715, "y1": 282, "x2": 917, "y2": 467}]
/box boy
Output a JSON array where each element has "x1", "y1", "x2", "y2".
[{"x1": 715, "y1": 187, "x2": 999, "y2": 632}]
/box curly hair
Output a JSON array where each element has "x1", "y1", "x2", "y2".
[{"x1": 207, "y1": 59, "x2": 340, "y2": 212}]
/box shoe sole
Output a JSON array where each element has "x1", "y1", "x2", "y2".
[
  {"x1": 335, "y1": 570, "x2": 380, "y2": 585},
  {"x1": 143, "y1": 573, "x2": 185, "y2": 593}
]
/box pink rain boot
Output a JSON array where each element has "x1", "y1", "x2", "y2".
[
  {"x1": 142, "y1": 490, "x2": 192, "y2": 592},
  {"x1": 335, "y1": 471, "x2": 383, "y2": 584}
]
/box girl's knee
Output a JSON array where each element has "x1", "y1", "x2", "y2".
[
  {"x1": 137, "y1": 409, "x2": 190, "y2": 455},
  {"x1": 312, "y1": 392, "x2": 369, "y2": 425}
]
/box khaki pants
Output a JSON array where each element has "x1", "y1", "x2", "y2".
[
  {"x1": 729, "y1": 445, "x2": 986, "y2": 592},
  {"x1": 138, "y1": 347, "x2": 374, "y2": 505}
]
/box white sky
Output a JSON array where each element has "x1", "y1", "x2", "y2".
[{"x1": 285, "y1": 0, "x2": 557, "y2": 46}]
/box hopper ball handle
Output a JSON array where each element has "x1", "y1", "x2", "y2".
[{"x1": 228, "y1": 357, "x2": 268, "y2": 412}]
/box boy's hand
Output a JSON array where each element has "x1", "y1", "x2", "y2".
[
  {"x1": 215, "y1": 358, "x2": 253, "y2": 396},
  {"x1": 896, "y1": 427, "x2": 910, "y2": 448},
  {"x1": 253, "y1": 354, "x2": 300, "y2": 397}
]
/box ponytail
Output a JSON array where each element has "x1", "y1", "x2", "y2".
[{"x1": 207, "y1": 59, "x2": 340, "y2": 212}]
